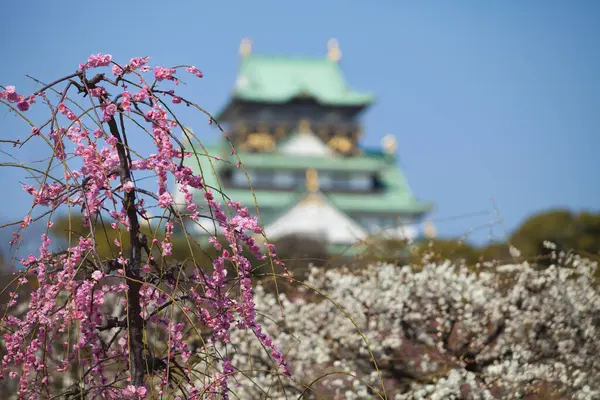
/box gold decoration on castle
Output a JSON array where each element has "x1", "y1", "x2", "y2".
[
  {"x1": 328, "y1": 136, "x2": 354, "y2": 154},
  {"x1": 327, "y1": 38, "x2": 341, "y2": 62},
  {"x1": 244, "y1": 132, "x2": 275, "y2": 151},
  {"x1": 298, "y1": 119, "x2": 311, "y2": 134},
  {"x1": 302, "y1": 193, "x2": 324, "y2": 205},
  {"x1": 240, "y1": 38, "x2": 252, "y2": 58},
  {"x1": 275, "y1": 126, "x2": 286, "y2": 138},
  {"x1": 382, "y1": 134, "x2": 398, "y2": 155},
  {"x1": 305, "y1": 168, "x2": 320, "y2": 193}
]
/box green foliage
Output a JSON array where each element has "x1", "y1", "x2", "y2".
[
  {"x1": 259, "y1": 234, "x2": 329, "y2": 276},
  {"x1": 510, "y1": 209, "x2": 600, "y2": 265},
  {"x1": 50, "y1": 214, "x2": 274, "y2": 280},
  {"x1": 50, "y1": 214, "x2": 214, "y2": 269},
  {"x1": 410, "y1": 238, "x2": 480, "y2": 265}
]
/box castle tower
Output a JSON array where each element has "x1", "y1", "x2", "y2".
[{"x1": 180, "y1": 39, "x2": 432, "y2": 252}]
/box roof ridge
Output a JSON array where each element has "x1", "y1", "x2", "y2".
[{"x1": 244, "y1": 53, "x2": 336, "y2": 63}]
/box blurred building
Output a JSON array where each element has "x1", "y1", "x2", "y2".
[{"x1": 179, "y1": 39, "x2": 432, "y2": 252}]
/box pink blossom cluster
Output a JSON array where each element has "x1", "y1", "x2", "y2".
[
  {"x1": 0, "y1": 85, "x2": 35, "y2": 111},
  {"x1": 185, "y1": 66, "x2": 204, "y2": 79},
  {"x1": 123, "y1": 385, "x2": 147, "y2": 399},
  {"x1": 203, "y1": 357, "x2": 235, "y2": 399},
  {"x1": 154, "y1": 66, "x2": 177, "y2": 81},
  {"x1": 57, "y1": 102, "x2": 77, "y2": 121},
  {"x1": 112, "y1": 56, "x2": 151, "y2": 76},
  {"x1": 79, "y1": 53, "x2": 113, "y2": 70}
]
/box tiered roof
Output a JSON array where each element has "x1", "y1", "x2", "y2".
[
  {"x1": 182, "y1": 40, "x2": 432, "y2": 243},
  {"x1": 217, "y1": 53, "x2": 375, "y2": 120},
  {"x1": 233, "y1": 54, "x2": 374, "y2": 105}
]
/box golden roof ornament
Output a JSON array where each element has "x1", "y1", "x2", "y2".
[
  {"x1": 328, "y1": 136, "x2": 354, "y2": 154},
  {"x1": 245, "y1": 132, "x2": 275, "y2": 151},
  {"x1": 305, "y1": 168, "x2": 320, "y2": 193},
  {"x1": 298, "y1": 119, "x2": 311, "y2": 134},
  {"x1": 327, "y1": 38, "x2": 341, "y2": 63},
  {"x1": 382, "y1": 134, "x2": 398, "y2": 155},
  {"x1": 240, "y1": 38, "x2": 252, "y2": 58}
]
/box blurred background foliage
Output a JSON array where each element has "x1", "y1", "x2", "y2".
[{"x1": 2, "y1": 208, "x2": 598, "y2": 283}]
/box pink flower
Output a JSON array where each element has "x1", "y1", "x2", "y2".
[
  {"x1": 1, "y1": 86, "x2": 19, "y2": 103},
  {"x1": 161, "y1": 242, "x2": 173, "y2": 257},
  {"x1": 123, "y1": 385, "x2": 147, "y2": 399},
  {"x1": 123, "y1": 181, "x2": 135, "y2": 193},
  {"x1": 129, "y1": 56, "x2": 149, "y2": 70},
  {"x1": 133, "y1": 87, "x2": 149, "y2": 102},
  {"x1": 103, "y1": 102, "x2": 117, "y2": 122},
  {"x1": 106, "y1": 135, "x2": 118, "y2": 146},
  {"x1": 17, "y1": 100, "x2": 29, "y2": 112},
  {"x1": 158, "y1": 192, "x2": 173, "y2": 208},
  {"x1": 88, "y1": 87, "x2": 107, "y2": 97},
  {"x1": 81, "y1": 53, "x2": 112, "y2": 70},
  {"x1": 20, "y1": 215, "x2": 31, "y2": 228},
  {"x1": 123, "y1": 385, "x2": 136, "y2": 397},
  {"x1": 136, "y1": 387, "x2": 147, "y2": 398},
  {"x1": 121, "y1": 91, "x2": 132, "y2": 111},
  {"x1": 154, "y1": 66, "x2": 176, "y2": 81},
  {"x1": 172, "y1": 96, "x2": 182, "y2": 104},
  {"x1": 185, "y1": 66, "x2": 204, "y2": 78},
  {"x1": 91, "y1": 271, "x2": 103, "y2": 281}
]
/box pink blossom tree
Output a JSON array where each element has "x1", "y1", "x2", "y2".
[{"x1": 0, "y1": 54, "x2": 292, "y2": 399}]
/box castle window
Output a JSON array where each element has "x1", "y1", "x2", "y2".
[
  {"x1": 253, "y1": 170, "x2": 272, "y2": 186},
  {"x1": 232, "y1": 170, "x2": 251, "y2": 187},
  {"x1": 349, "y1": 173, "x2": 371, "y2": 191},
  {"x1": 329, "y1": 172, "x2": 349, "y2": 190},
  {"x1": 319, "y1": 171, "x2": 332, "y2": 190},
  {"x1": 274, "y1": 171, "x2": 295, "y2": 188}
]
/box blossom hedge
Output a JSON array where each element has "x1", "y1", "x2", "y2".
[{"x1": 221, "y1": 254, "x2": 599, "y2": 399}]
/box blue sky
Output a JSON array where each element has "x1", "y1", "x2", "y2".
[{"x1": 0, "y1": 0, "x2": 599, "y2": 246}]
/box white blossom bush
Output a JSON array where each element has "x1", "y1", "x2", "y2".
[{"x1": 213, "y1": 253, "x2": 600, "y2": 399}]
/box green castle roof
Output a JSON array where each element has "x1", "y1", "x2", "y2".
[
  {"x1": 226, "y1": 54, "x2": 375, "y2": 107},
  {"x1": 224, "y1": 149, "x2": 385, "y2": 172},
  {"x1": 184, "y1": 143, "x2": 433, "y2": 222}
]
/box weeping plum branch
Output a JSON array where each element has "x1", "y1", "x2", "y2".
[{"x1": 0, "y1": 53, "x2": 289, "y2": 399}]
